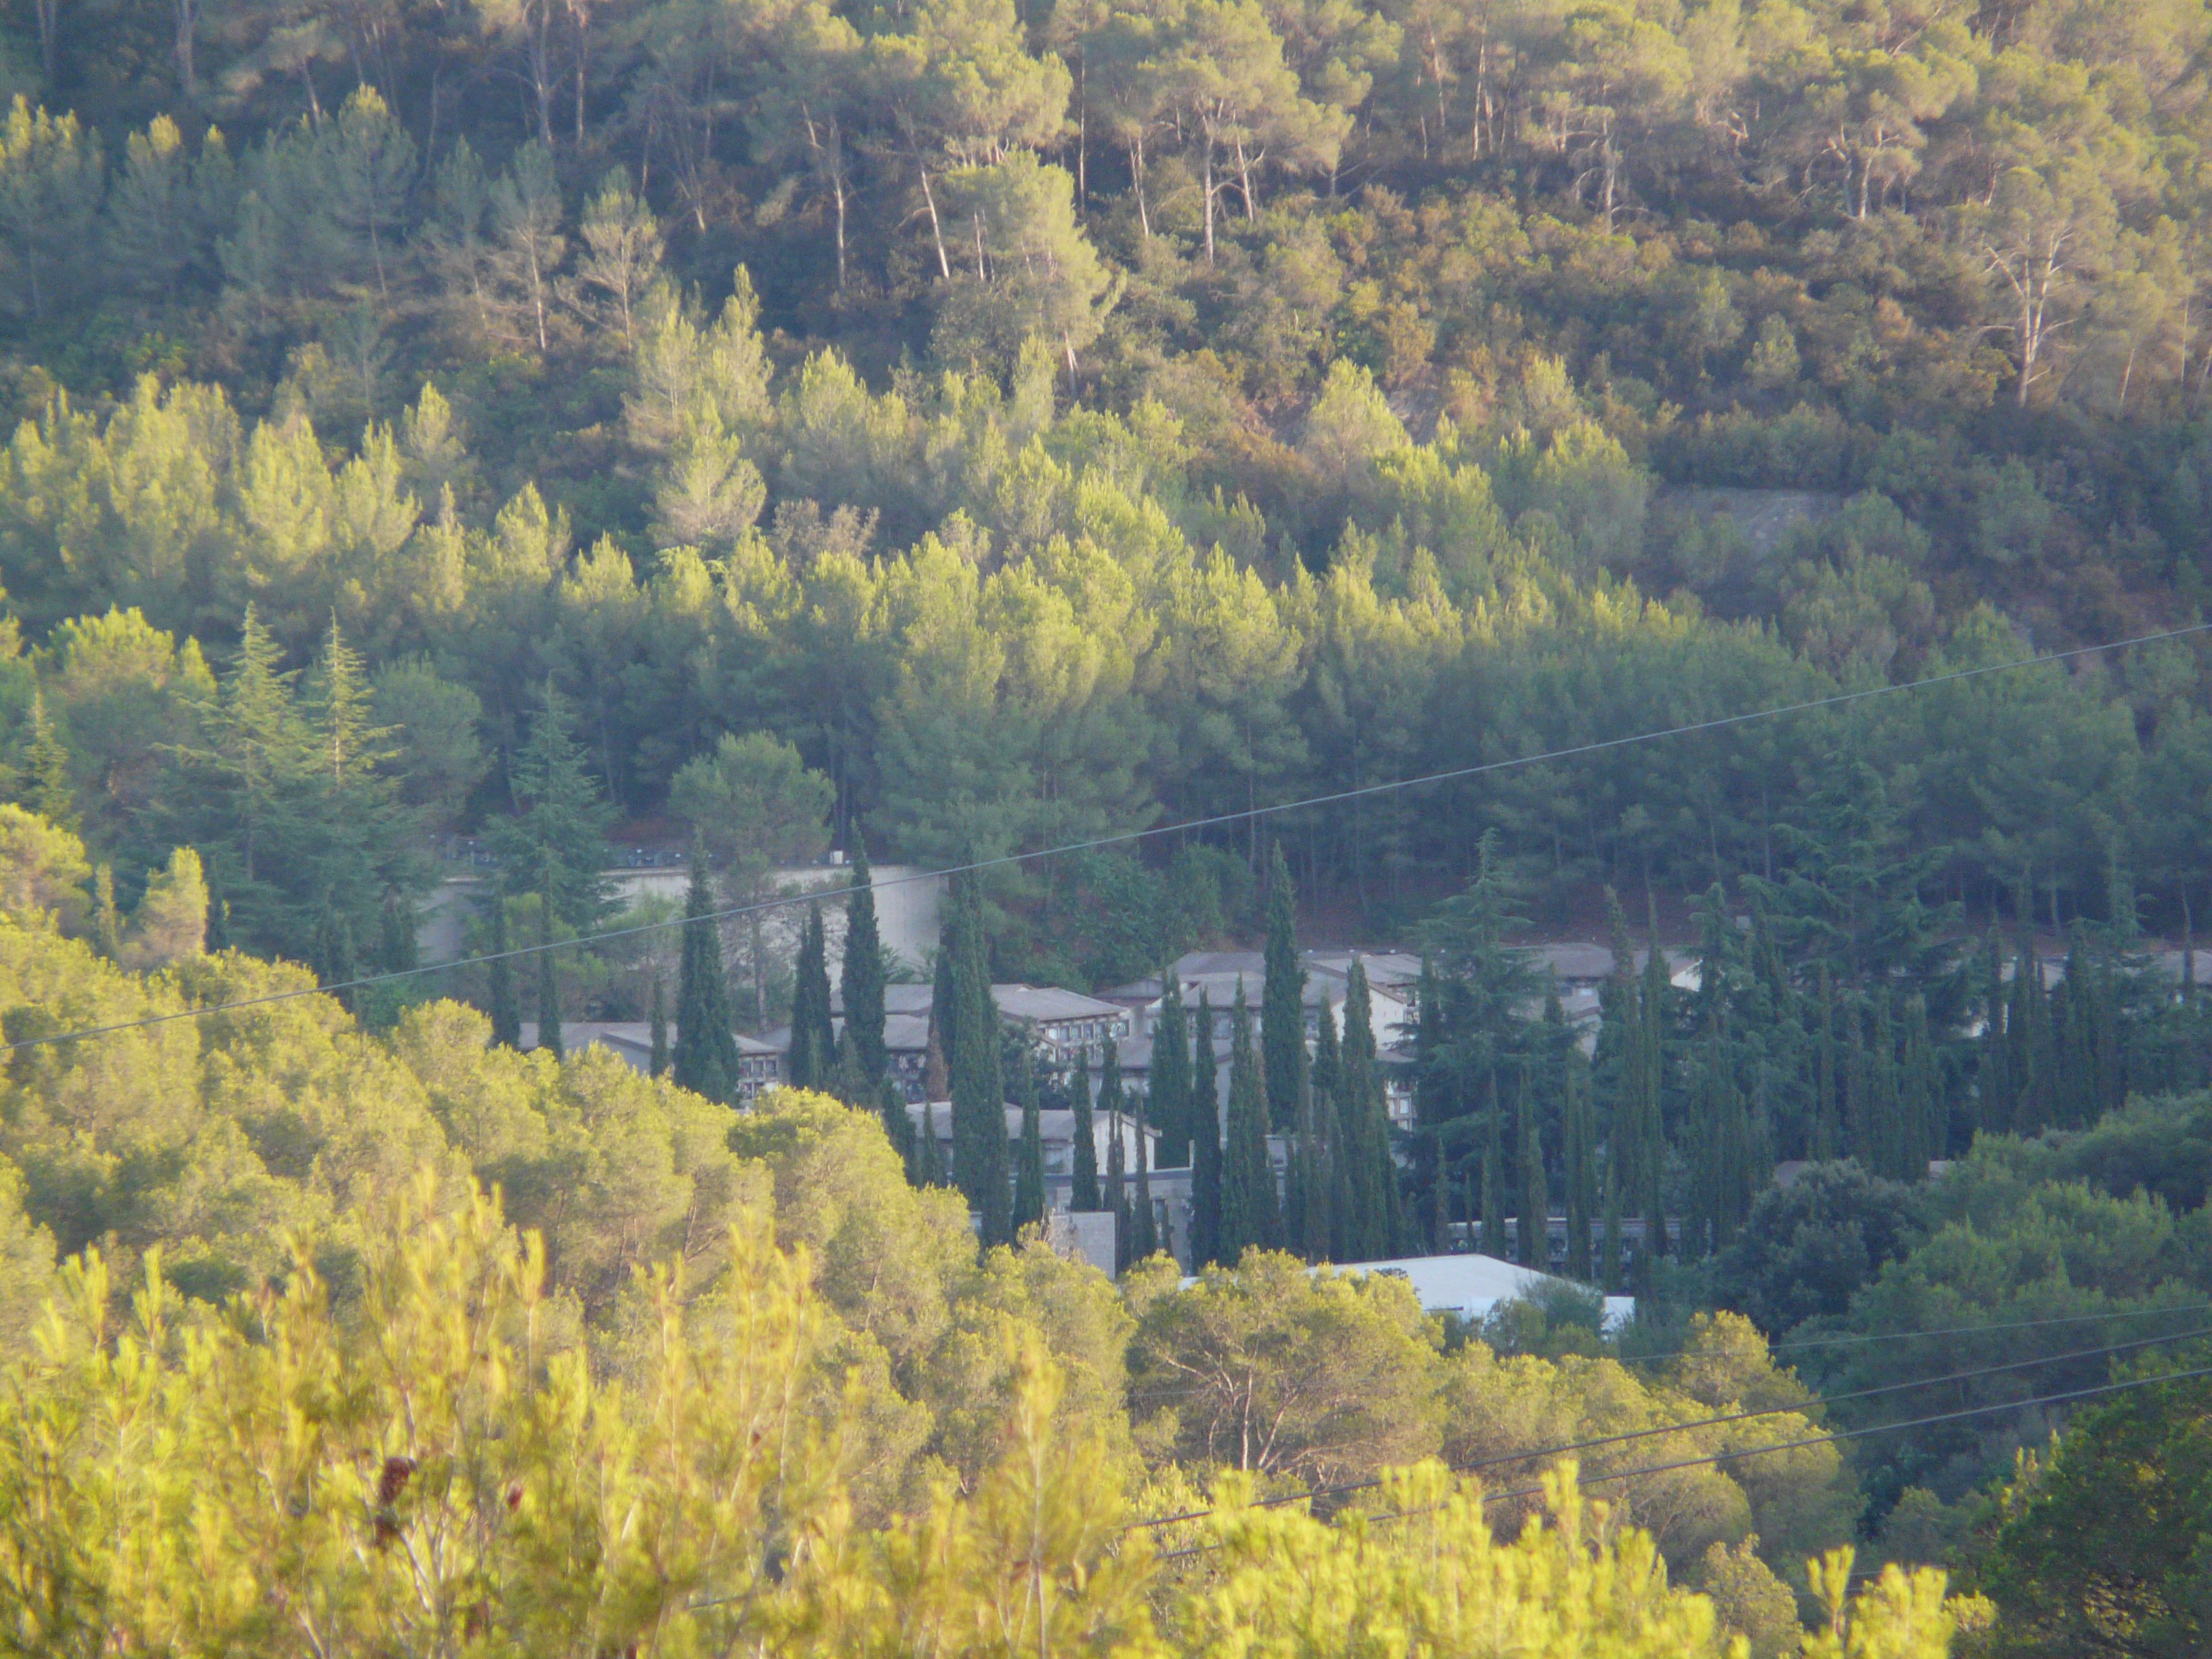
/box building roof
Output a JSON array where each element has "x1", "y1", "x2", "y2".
[
  {"x1": 905, "y1": 1102, "x2": 1160, "y2": 1146},
  {"x1": 1333, "y1": 1253, "x2": 1635, "y2": 1329},
  {"x1": 519, "y1": 1021, "x2": 777, "y2": 1061},
  {"x1": 991, "y1": 983, "x2": 1128, "y2": 1023}
]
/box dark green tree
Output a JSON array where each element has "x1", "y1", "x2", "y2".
[
  {"x1": 1100, "y1": 1039, "x2": 1128, "y2": 1218},
  {"x1": 312, "y1": 892, "x2": 356, "y2": 1012},
  {"x1": 1131, "y1": 1082, "x2": 1159, "y2": 1261},
  {"x1": 377, "y1": 889, "x2": 417, "y2": 975},
  {"x1": 1012, "y1": 1045, "x2": 1046, "y2": 1231},
  {"x1": 24, "y1": 691, "x2": 74, "y2": 830},
  {"x1": 535, "y1": 912, "x2": 564, "y2": 1062},
  {"x1": 946, "y1": 874, "x2": 1010, "y2": 1244},
  {"x1": 1150, "y1": 972, "x2": 1191, "y2": 1168},
  {"x1": 1261, "y1": 842, "x2": 1306, "y2": 1132},
  {"x1": 673, "y1": 840, "x2": 739, "y2": 1100},
  {"x1": 485, "y1": 678, "x2": 615, "y2": 933},
  {"x1": 788, "y1": 899, "x2": 835, "y2": 1089},
  {"x1": 1219, "y1": 980, "x2": 1277, "y2": 1261},
  {"x1": 1479, "y1": 1071, "x2": 1506, "y2": 1259},
  {"x1": 840, "y1": 844, "x2": 888, "y2": 1086},
  {"x1": 649, "y1": 974, "x2": 669, "y2": 1078},
  {"x1": 1515, "y1": 1061, "x2": 1546, "y2": 1269},
  {"x1": 1069, "y1": 1046, "x2": 1101, "y2": 1210},
  {"x1": 1189, "y1": 992, "x2": 1221, "y2": 1264}
]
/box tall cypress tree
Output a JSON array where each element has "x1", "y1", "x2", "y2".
[
  {"x1": 1340, "y1": 962, "x2": 1397, "y2": 1262},
  {"x1": 946, "y1": 874, "x2": 1009, "y2": 1243},
  {"x1": 649, "y1": 974, "x2": 670, "y2": 1078},
  {"x1": 312, "y1": 892, "x2": 356, "y2": 1012},
  {"x1": 1151, "y1": 973, "x2": 1192, "y2": 1168},
  {"x1": 1412, "y1": 956, "x2": 1449, "y2": 1250},
  {"x1": 1290, "y1": 1063, "x2": 1327, "y2": 1262},
  {"x1": 1069, "y1": 1047, "x2": 1101, "y2": 1211},
  {"x1": 1563, "y1": 1044, "x2": 1594, "y2": 1282},
  {"x1": 1635, "y1": 904, "x2": 1672, "y2": 1258},
  {"x1": 487, "y1": 895, "x2": 521, "y2": 1048},
  {"x1": 1870, "y1": 990, "x2": 1904, "y2": 1178},
  {"x1": 931, "y1": 930, "x2": 960, "y2": 1080},
  {"x1": 377, "y1": 890, "x2": 417, "y2": 975},
  {"x1": 1977, "y1": 934, "x2": 2010, "y2": 1137},
  {"x1": 1516, "y1": 1060, "x2": 1547, "y2": 1269},
  {"x1": 1012, "y1": 1046, "x2": 1046, "y2": 1232},
  {"x1": 882, "y1": 1076, "x2": 919, "y2": 1176},
  {"x1": 1100, "y1": 1041, "x2": 1127, "y2": 1216},
  {"x1": 1261, "y1": 842, "x2": 1306, "y2": 1132},
  {"x1": 789, "y1": 899, "x2": 835, "y2": 1089},
  {"x1": 841, "y1": 844, "x2": 888, "y2": 1086},
  {"x1": 1132, "y1": 1084, "x2": 1158, "y2": 1260},
  {"x1": 1479, "y1": 1072, "x2": 1507, "y2": 1259},
  {"x1": 1315, "y1": 994, "x2": 1354, "y2": 1261},
  {"x1": 918, "y1": 1101, "x2": 949, "y2": 1186},
  {"x1": 1190, "y1": 993, "x2": 1221, "y2": 1265},
  {"x1": 1219, "y1": 981, "x2": 1277, "y2": 1261},
  {"x1": 673, "y1": 838, "x2": 739, "y2": 1100}
]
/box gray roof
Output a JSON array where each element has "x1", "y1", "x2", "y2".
[
  {"x1": 991, "y1": 983, "x2": 1128, "y2": 1022},
  {"x1": 518, "y1": 1021, "x2": 776, "y2": 1063}
]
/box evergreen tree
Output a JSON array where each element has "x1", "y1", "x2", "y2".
[
  {"x1": 1339, "y1": 961, "x2": 1397, "y2": 1262},
  {"x1": 1635, "y1": 901, "x2": 1672, "y2": 1259},
  {"x1": 1289, "y1": 1061, "x2": 1328, "y2": 1262},
  {"x1": 788, "y1": 899, "x2": 834, "y2": 1089},
  {"x1": 1189, "y1": 992, "x2": 1221, "y2": 1265},
  {"x1": 1870, "y1": 990, "x2": 1904, "y2": 1179},
  {"x1": 1261, "y1": 842, "x2": 1306, "y2": 1132},
  {"x1": 1479, "y1": 1071, "x2": 1506, "y2": 1259},
  {"x1": 918, "y1": 1100, "x2": 949, "y2": 1186},
  {"x1": 1515, "y1": 1059, "x2": 1547, "y2": 1269},
  {"x1": 311, "y1": 890, "x2": 354, "y2": 1010},
  {"x1": 1599, "y1": 1133, "x2": 1622, "y2": 1292},
  {"x1": 882, "y1": 1076, "x2": 920, "y2": 1178},
  {"x1": 485, "y1": 678, "x2": 615, "y2": 933},
  {"x1": 487, "y1": 894, "x2": 521, "y2": 1048},
  {"x1": 673, "y1": 839, "x2": 739, "y2": 1100},
  {"x1": 1151, "y1": 972, "x2": 1191, "y2": 1167},
  {"x1": 1812, "y1": 962, "x2": 1841, "y2": 1159},
  {"x1": 1012, "y1": 1045, "x2": 1046, "y2": 1231},
  {"x1": 1131, "y1": 1083, "x2": 1158, "y2": 1261},
  {"x1": 24, "y1": 691, "x2": 73, "y2": 830},
  {"x1": 649, "y1": 974, "x2": 669, "y2": 1078},
  {"x1": 946, "y1": 874, "x2": 1010, "y2": 1244},
  {"x1": 1978, "y1": 934, "x2": 2010, "y2": 1136},
  {"x1": 377, "y1": 889, "x2": 417, "y2": 975},
  {"x1": 1101, "y1": 1040, "x2": 1127, "y2": 1217},
  {"x1": 1903, "y1": 993, "x2": 1940, "y2": 1170},
  {"x1": 931, "y1": 935, "x2": 960, "y2": 1079},
  {"x1": 1412, "y1": 956, "x2": 1448, "y2": 1248},
  {"x1": 1069, "y1": 1047, "x2": 1101, "y2": 1211},
  {"x1": 205, "y1": 858, "x2": 231, "y2": 953},
  {"x1": 1559, "y1": 1006, "x2": 1595, "y2": 1282},
  {"x1": 840, "y1": 843, "x2": 888, "y2": 1086},
  {"x1": 1219, "y1": 981, "x2": 1277, "y2": 1261}
]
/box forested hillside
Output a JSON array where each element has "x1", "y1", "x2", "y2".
[{"x1": 5, "y1": 0, "x2": 2212, "y2": 985}]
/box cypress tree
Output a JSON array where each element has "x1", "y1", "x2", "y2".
[
  {"x1": 1413, "y1": 956, "x2": 1448, "y2": 1250},
  {"x1": 649, "y1": 974, "x2": 670, "y2": 1078},
  {"x1": 1515, "y1": 1060, "x2": 1547, "y2": 1269},
  {"x1": 1069, "y1": 1047, "x2": 1101, "y2": 1210},
  {"x1": 1261, "y1": 842, "x2": 1306, "y2": 1132},
  {"x1": 1904, "y1": 993, "x2": 1940, "y2": 1170},
  {"x1": 1151, "y1": 972, "x2": 1192, "y2": 1168},
  {"x1": 1636, "y1": 904, "x2": 1671, "y2": 1258},
  {"x1": 1315, "y1": 993, "x2": 1353, "y2": 1261},
  {"x1": 1870, "y1": 990, "x2": 1904, "y2": 1178},
  {"x1": 918, "y1": 1101, "x2": 949, "y2": 1186},
  {"x1": 1977, "y1": 935, "x2": 2010, "y2": 1136},
  {"x1": 1479, "y1": 1071, "x2": 1506, "y2": 1259},
  {"x1": 377, "y1": 890, "x2": 417, "y2": 975},
  {"x1": 1132, "y1": 1084, "x2": 1158, "y2": 1260},
  {"x1": 841, "y1": 844, "x2": 888, "y2": 1086},
  {"x1": 1842, "y1": 995, "x2": 1870, "y2": 1161},
  {"x1": 205, "y1": 857, "x2": 232, "y2": 953},
  {"x1": 1563, "y1": 1038, "x2": 1595, "y2": 1282},
  {"x1": 946, "y1": 875, "x2": 1009, "y2": 1244},
  {"x1": 1190, "y1": 993, "x2": 1221, "y2": 1265},
  {"x1": 789, "y1": 899, "x2": 834, "y2": 1089},
  {"x1": 882, "y1": 1076, "x2": 919, "y2": 1176},
  {"x1": 1290, "y1": 1063, "x2": 1327, "y2": 1262},
  {"x1": 1340, "y1": 962, "x2": 1397, "y2": 1261},
  {"x1": 1219, "y1": 980, "x2": 1277, "y2": 1261},
  {"x1": 311, "y1": 890, "x2": 354, "y2": 1012},
  {"x1": 673, "y1": 839, "x2": 739, "y2": 1100},
  {"x1": 1012, "y1": 1046, "x2": 1046, "y2": 1232},
  {"x1": 1599, "y1": 1131, "x2": 1623, "y2": 1292},
  {"x1": 535, "y1": 896, "x2": 562, "y2": 1061},
  {"x1": 1101, "y1": 1041, "x2": 1127, "y2": 1216},
  {"x1": 487, "y1": 895, "x2": 521, "y2": 1048},
  {"x1": 932, "y1": 935, "x2": 960, "y2": 1080}
]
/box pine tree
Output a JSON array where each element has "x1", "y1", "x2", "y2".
[
  {"x1": 1261, "y1": 842, "x2": 1306, "y2": 1132},
  {"x1": 487, "y1": 894, "x2": 522, "y2": 1048},
  {"x1": 1870, "y1": 990, "x2": 1904, "y2": 1178},
  {"x1": 673, "y1": 838, "x2": 739, "y2": 1100},
  {"x1": 1479, "y1": 1071, "x2": 1507, "y2": 1259},
  {"x1": 1151, "y1": 972, "x2": 1191, "y2": 1168},
  {"x1": 487, "y1": 678, "x2": 615, "y2": 933},
  {"x1": 1812, "y1": 962, "x2": 1841, "y2": 1159},
  {"x1": 310, "y1": 888, "x2": 353, "y2": 1008},
  {"x1": 205, "y1": 858, "x2": 232, "y2": 953},
  {"x1": 1069, "y1": 1047, "x2": 1101, "y2": 1211},
  {"x1": 1012, "y1": 1046, "x2": 1046, "y2": 1232},
  {"x1": 649, "y1": 975, "x2": 670, "y2": 1078},
  {"x1": 1219, "y1": 981, "x2": 1277, "y2": 1261},
  {"x1": 841, "y1": 844, "x2": 888, "y2": 1086},
  {"x1": 377, "y1": 889, "x2": 417, "y2": 974},
  {"x1": 24, "y1": 691, "x2": 74, "y2": 830},
  {"x1": 1189, "y1": 992, "x2": 1221, "y2": 1265},
  {"x1": 789, "y1": 899, "x2": 834, "y2": 1089},
  {"x1": 1515, "y1": 1060, "x2": 1546, "y2": 1269},
  {"x1": 1903, "y1": 993, "x2": 1940, "y2": 1171},
  {"x1": 946, "y1": 875, "x2": 1010, "y2": 1244}
]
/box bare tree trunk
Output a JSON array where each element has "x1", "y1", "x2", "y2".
[
  {"x1": 1130, "y1": 134, "x2": 1150, "y2": 237},
  {"x1": 173, "y1": 0, "x2": 197, "y2": 98},
  {"x1": 34, "y1": 0, "x2": 57, "y2": 82},
  {"x1": 1202, "y1": 136, "x2": 1216, "y2": 265},
  {"x1": 918, "y1": 162, "x2": 951, "y2": 279}
]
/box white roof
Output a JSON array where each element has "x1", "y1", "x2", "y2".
[{"x1": 1336, "y1": 1252, "x2": 1635, "y2": 1329}]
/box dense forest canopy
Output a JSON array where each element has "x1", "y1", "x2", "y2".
[{"x1": 3, "y1": 0, "x2": 2212, "y2": 991}]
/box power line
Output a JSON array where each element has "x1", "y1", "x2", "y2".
[
  {"x1": 1130, "y1": 1321, "x2": 2212, "y2": 1532},
  {"x1": 12, "y1": 619, "x2": 2211, "y2": 1057},
  {"x1": 1151, "y1": 1361, "x2": 2212, "y2": 1562}
]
